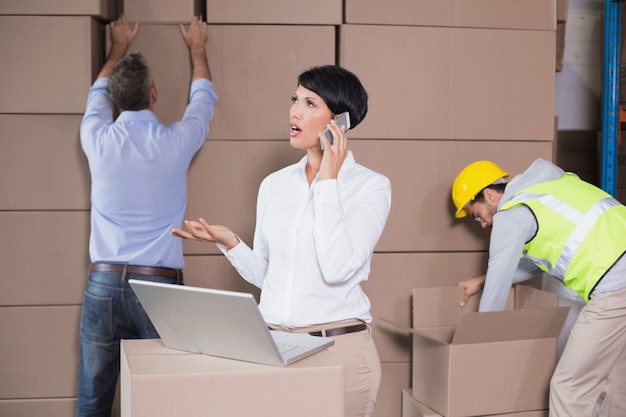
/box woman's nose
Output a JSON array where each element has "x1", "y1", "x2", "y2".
[{"x1": 290, "y1": 104, "x2": 302, "y2": 119}]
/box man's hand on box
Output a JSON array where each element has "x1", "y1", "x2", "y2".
[{"x1": 457, "y1": 275, "x2": 486, "y2": 307}]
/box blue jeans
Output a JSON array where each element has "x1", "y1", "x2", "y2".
[{"x1": 76, "y1": 270, "x2": 182, "y2": 417}]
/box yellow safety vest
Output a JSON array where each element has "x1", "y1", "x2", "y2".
[{"x1": 500, "y1": 173, "x2": 626, "y2": 301}]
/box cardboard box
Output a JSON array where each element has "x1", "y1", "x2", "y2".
[
  {"x1": 0, "y1": 0, "x2": 116, "y2": 19},
  {"x1": 122, "y1": 24, "x2": 335, "y2": 139},
  {"x1": 0, "y1": 306, "x2": 80, "y2": 399},
  {"x1": 186, "y1": 140, "x2": 553, "y2": 256},
  {"x1": 345, "y1": 0, "x2": 556, "y2": 31},
  {"x1": 347, "y1": 140, "x2": 552, "y2": 252},
  {"x1": 0, "y1": 211, "x2": 89, "y2": 306},
  {"x1": 411, "y1": 285, "x2": 568, "y2": 417},
  {"x1": 553, "y1": 130, "x2": 599, "y2": 186},
  {"x1": 123, "y1": 0, "x2": 201, "y2": 24},
  {"x1": 121, "y1": 339, "x2": 344, "y2": 417},
  {"x1": 362, "y1": 252, "x2": 492, "y2": 363},
  {"x1": 402, "y1": 389, "x2": 549, "y2": 417},
  {"x1": 206, "y1": 0, "x2": 342, "y2": 24},
  {"x1": 402, "y1": 388, "x2": 442, "y2": 417},
  {"x1": 184, "y1": 140, "x2": 555, "y2": 256},
  {"x1": 377, "y1": 363, "x2": 411, "y2": 417},
  {"x1": 0, "y1": 399, "x2": 77, "y2": 417},
  {"x1": 0, "y1": 16, "x2": 102, "y2": 114},
  {"x1": 0, "y1": 115, "x2": 90, "y2": 211},
  {"x1": 557, "y1": 0, "x2": 569, "y2": 22},
  {"x1": 341, "y1": 25, "x2": 556, "y2": 141}
]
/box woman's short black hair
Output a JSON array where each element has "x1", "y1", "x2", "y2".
[
  {"x1": 297, "y1": 65, "x2": 368, "y2": 128},
  {"x1": 109, "y1": 53, "x2": 152, "y2": 111}
]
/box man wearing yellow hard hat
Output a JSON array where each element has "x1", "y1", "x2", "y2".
[{"x1": 451, "y1": 157, "x2": 626, "y2": 417}]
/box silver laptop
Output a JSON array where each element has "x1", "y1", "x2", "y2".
[{"x1": 128, "y1": 279, "x2": 334, "y2": 367}]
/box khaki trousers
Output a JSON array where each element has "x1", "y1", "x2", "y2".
[
  {"x1": 271, "y1": 321, "x2": 382, "y2": 417},
  {"x1": 549, "y1": 286, "x2": 626, "y2": 417}
]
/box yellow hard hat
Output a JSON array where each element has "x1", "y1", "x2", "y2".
[{"x1": 452, "y1": 160, "x2": 509, "y2": 218}]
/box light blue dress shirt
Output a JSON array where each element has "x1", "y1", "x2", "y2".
[{"x1": 80, "y1": 78, "x2": 217, "y2": 269}]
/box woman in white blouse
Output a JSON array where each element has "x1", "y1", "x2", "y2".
[{"x1": 172, "y1": 65, "x2": 391, "y2": 417}]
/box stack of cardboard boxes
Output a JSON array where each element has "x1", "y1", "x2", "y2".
[
  {"x1": 0, "y1": 2, "x2": 112, "y2": 417},
  {"x1": 0, "y1": 0, "x2": 566, "y2": 416}
]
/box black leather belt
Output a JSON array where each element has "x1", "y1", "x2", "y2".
[
  {"x1": 90, "y1": 263, "x2": 182, "y2": 280},
  {"x1": 309, "y1": 323, "x2": 367, "y2": 337}
]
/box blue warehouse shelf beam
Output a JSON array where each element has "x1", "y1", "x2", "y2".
[{"x1": 601, "y1": 0, "x2": 621, "y2": 195}]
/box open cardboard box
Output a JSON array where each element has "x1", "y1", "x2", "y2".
[
  {"x1": 402, "y1": 388, "x2": 442, "y2": 417},
  {"x1": 410, "y1": 284, "x2": 568, "y2": 417}
]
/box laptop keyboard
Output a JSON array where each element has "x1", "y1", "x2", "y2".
[{"x1": 275, "y1": 342, "x2": 298, "y2": 353}]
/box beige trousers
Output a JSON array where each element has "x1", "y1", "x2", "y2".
[
  {"x1": 549, "y1": 286, "x2": 626, "y2": 417},
  {"x1": 271, "y1": 321, "x2": 382, "y2": 417},
  {"x1": 326, "y1": 326, "x2": 382, "y2": 417}
]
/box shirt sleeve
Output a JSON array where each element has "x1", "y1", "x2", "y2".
[
  {"x1": 312, "y1": 174, "x2": 392, "y2": 284},
  {"x1": 176, "y1": 79, "x2": 218, "y2": 154},
  {"x1": 479, "y1": 205, "x2": 538, "y2": 311},
  {"x1": 218, "y1": 175, "x2": 271, "y2": 289},
  {"x1": 80, "y1": 78, "x2": 114, "y2": 156}
]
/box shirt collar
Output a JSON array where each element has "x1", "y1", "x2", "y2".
[
  {"x1": 297, "y1": 150, "x2": 356, "y2": 179},
  {"x1": 298, "y1": 151, "x2": 356, "y2": 169},
  {"x1": 116, "y1": 109, "x2": 159, "y2": 123}
]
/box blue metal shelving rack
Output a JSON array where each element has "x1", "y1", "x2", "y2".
[{"x1": 601, "y1": 0, "x2": 621, "y2": 195}]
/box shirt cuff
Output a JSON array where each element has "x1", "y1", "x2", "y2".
[
  {"x1": 314, "y1": 179, "x2": 340, "y2": 207},
  {"x1": 190, "y1": 78, "x2": 219, "y2": 101},
  {"x1": 92, "y1": 78, "x2": 109, "y2": 89},
  {"x1": 216, "y1": 234, "x2": 248, "y2": 256}
]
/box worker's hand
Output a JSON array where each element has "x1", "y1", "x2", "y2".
[
  {"x1": 110, "y1": 14, "x2": 139, "y2": 51},
  {"x1": 457, "y1": 275, "x2": 486, "y2": 307},
  {"x1": 179, "y1": 16, "x2": 211, "y2": 81},
  {"x1": 97, "y1": 15, "x2": 139, "y2": 79},
  {"x1": 179, "y1": 16, "x2": 208, "y2": 52},
  {"x1": 171, "y1": 218, "x2": 239, "y2": 250}
]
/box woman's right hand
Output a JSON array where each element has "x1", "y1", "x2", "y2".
[
  {"x1": 171, "y1": 218, "x2": 240, "y2": 250},
  {"x1": 319, "y1": 118, "x2": 349, "y2": 180}
]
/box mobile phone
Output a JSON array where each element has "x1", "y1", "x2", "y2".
[{"x1": 321, "y1": 111, "x2": 351, "y2": 150}]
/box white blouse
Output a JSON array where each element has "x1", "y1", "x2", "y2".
[{"x1": 219, "y1": 151, "x2": 391, "y2": 327}]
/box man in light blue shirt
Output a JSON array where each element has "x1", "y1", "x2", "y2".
[{"x1": 77, "y1": 15, "x2": 217, "y2": 417}]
